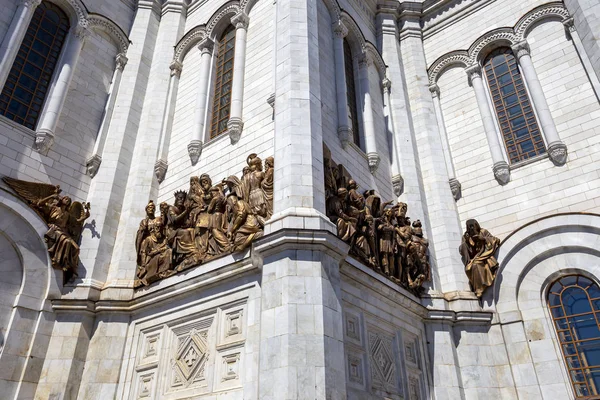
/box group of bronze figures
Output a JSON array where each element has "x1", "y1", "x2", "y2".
[
  {"x1": 2, "y1": 177, "x2": 90, "y2": 283},
  {"x1": 133, "y1": 153, "x2": 274, "y2": 288},
  {"x1": 3, "y1": 147, "x2": 500, "y2": 298},
  {"x1": 324, "y1": 146, "x2": 432, "y2": 293}
]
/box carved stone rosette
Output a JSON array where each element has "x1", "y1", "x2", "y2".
[
  {"x1": 134, "y1": 153, "x2": 274, "y2": 288},
  {"x1": 323, "y1": 144, "x2": 431, "y2": 295}
]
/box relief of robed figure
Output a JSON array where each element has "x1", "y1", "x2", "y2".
[{"x1": 459, "y1": 219, "x2": 501, "y2": 298}]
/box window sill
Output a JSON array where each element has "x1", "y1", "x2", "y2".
[
  {"x1": 347, "y1": 141, "x2": 368, "y2": 161},
  {"x1": 509, "y1": 152, "x2": 548, "y2": 170},
  {"x1": 0, "y1": 114, "x2": 36, "y2": 139}
]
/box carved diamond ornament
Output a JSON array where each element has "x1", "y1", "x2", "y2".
[
  {"x1": 172, "y1": 329, "x2": 208, "y2": 387},
  {"x1": 368, "y1": 332, "x2": 397, "y2": 391}
]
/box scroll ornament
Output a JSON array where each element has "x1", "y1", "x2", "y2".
[
  {"x1": 2, "y1": 177, "x2": 90, "y2": 283},
  {"x1": 459, "y1": 219, "x2": 501, "y2": 298},
  {"x1": 134, "y1": 153, "x2": 274, "y2": 288},
  {"x1": 323, "y1": 145, "x2": 431, "y2": 294}
]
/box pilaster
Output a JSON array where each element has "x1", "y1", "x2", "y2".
[
  {"x1": 77, "y1": 2, "x2": 161, "y2": 298},
  {"x1": 378, "y1": 12, "x2": 427, "y2": 210},
  {"x1": 265, "y1": 0, "x2": 335, "y2": 235},
  {"x1": 107, "y1": 0, "x2": 188, "y2": 290},
  {"x1": 254, "y1": 230, "x2": 349, "y2": 399},
  {"x1": 399, "y1": 16, "x2": 468, "y2": 294}
]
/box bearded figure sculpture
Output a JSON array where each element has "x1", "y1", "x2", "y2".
[{"x1": 459, "y1": 219, "x2": 501, "y2": 298}]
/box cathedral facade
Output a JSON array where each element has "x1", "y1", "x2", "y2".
[{"x1": 0, "y1": 0, "x2": 599, "y2": 399}]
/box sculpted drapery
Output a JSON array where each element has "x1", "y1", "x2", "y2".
[{"x1": 134, "y1": 153, "x2": 273, "y2": 288}]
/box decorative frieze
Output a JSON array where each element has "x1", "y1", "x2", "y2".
[{"x1": 135, "y1": 153, "x2": 273, "y2": 288}]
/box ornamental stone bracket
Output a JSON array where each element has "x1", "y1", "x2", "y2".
[
  {"x1": 33, "y1": 129, "x2": 55, "y2": 155},
  {"x1": 547, "y1": 141, "x2": 568, "y2": 166},
  {"x1": 187, "y1": 140, "x2": 203, "y2": 166},
  {"x1": 154, "y1": 159, "x2": 168, "y2": 183},
  {"x1": 367, "y1": 152, "x2": 380, "y2": 174},
  {"x1": 86, "y1": 154, "x2": 102, "y2": 178},
  {"x1": 449, "y1": 178, "x2": 462, "y2": 201},
  {"x1": 392, "y1": 174, "x2": 404, "y2": 197},
  {"x1": 227, "y1": 117, "x2": 244, "y2": 145},
  {"x1": 493, "y1": 161, "x2": 510, "y2": 185}
]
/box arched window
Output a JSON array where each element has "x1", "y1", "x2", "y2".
[
  {"x1": 548, "y1": 275, "x2": 600, "y2": 398},
  {"x1": 483, "y1": 48, "x2": 545, "y2": 164},
  {"x1": 0, "y1": 2, "x2": 70, "y2": 130},
  {"x1": 210, "y1": 26, "x2": 236, "y2": 139},
  {"x1": 343, "y1": 39, "x2": 360, "y2": 147}
]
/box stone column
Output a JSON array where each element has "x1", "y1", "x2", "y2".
[
  {"x1": 511, "y1": 40, "x2": 568, "y2": 166},
  {"x1": 34, "y1": 22, "x2": 90, "y2": 155},
  {"x1": 429, "y1": 84, "x2": 461, "y2": 200},
  {"x1": 0, "y1": 0, "x2": 42, "y2": 90},
  {"x1": 227, "y1": 12, "x2": 249, "y2": 144},
  {"x1": 86, "y1": 53, "x2": 128, "y2": 178},
  {"x1": 400, "y1": 17, "x2": 468, "y2": 294},
  {"x1": 358, "y1": 53, "x2": 380, "y2": 173},
  {"x1": 465, "y1": 64, "x2": 510, "y2": 185},
  {"x1": 382, "y1": 77, "x2": 404, "y2": 196},
  {"x1": 563, "y1": 18, "x2": 600, "y2": 102},
  {"x1": 154, "y1": 61, "x2": 183, "y2": 182},
  {"x1": 378, "y1": 12, "x2": 426, "y2": 212},
  {"x1": 187, "y1": 38, "x2": 214, "y2": 165},
  {"x1": 332, "y1": 20, "x2": 351, "y2": 147}
]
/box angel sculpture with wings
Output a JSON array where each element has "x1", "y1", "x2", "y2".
[{"x1": 2, "y1": 177, "x2": 90, "y2": 282}]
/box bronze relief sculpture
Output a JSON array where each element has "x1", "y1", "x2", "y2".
[
  {"x1": 459, "y1": 219, "x2": 501, "y2": 298},
  {"x1": 134, "y1": 153, "x2": 273, "y2": 288},
  {"x1": 323, "y1": 144, "x2": 431, "y2": 294},
  {"x1": 2, "y1": 177, "x2": 90, "y2": 283}
]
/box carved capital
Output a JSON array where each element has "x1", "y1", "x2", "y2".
[
  {"x1": 21, "y1": 0, "x2": 42, "y2": 8},
  {"x1": 449, "y1": 178, "x2": 462, "y2": 200},
  {"x1": 34, "y1": 129, "x2": 54, "y2": 155},
  {"x1": 382, "y1": 78, "x2": 392, "y2": 94},
  {"x1": 465, "y1": 64, "x2": 482, "y2": 83},
  {"x1": 198, "y1": 37, "x2": 214, "y2": 55},
  {"x1": 511, "y1": 40, "x2": 530, "y2": 59},
  {"x1": 73, "y1": 21, "x2": 92, "y2": 40},
  {"x1": 492, "y1": 161, "x2": 510, "y2": 185},
  {"x1": 367, "y1": 152, "x2": 380, "y2": 174},
  {"x1": 231, "y1": 12, "x2": 249, "y2": 30},
  {"x1": 115, "y1": 53, "x2": 128, "y2": 70},
  {"x1": 562, "y1": 17, "x2": 576, "y2": 32},
  {"x1": 357, "y1": 52, "x2": 372, "y2": 70},
  {"x1": 154, "y1": 159, "x2": 168, "y2": 183},
  {"x1": 428, "y1": 83, "x2": 440, "y2": 98},
  {"x1": 337, "y1": 126, "x2": 351, "y2": 148},
  {"x1": 392, "y1": 174, "x2": 404, "y2": 196},
  {"x1": 187, "y1": 140, "x2": 203, "y2": 166},
  {"x1": 170, "y1": 60, "x2": 183, "y2": 77},
  {"x1": 227, "y1": 117, "x2": 244, "y2": 144},
  {"x1": 332, "y1": 20, "x2": 348, "y2": 38},
  {"x1": 547, "y1": 141, "x2": 568, "y2": 166},
  {"x1": 85, "y1": 154, "x2": 102, "y2": 178}
]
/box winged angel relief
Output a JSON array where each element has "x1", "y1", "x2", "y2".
[{"x1": 2, "y1": 177, "x2": 90, "y2": 283}]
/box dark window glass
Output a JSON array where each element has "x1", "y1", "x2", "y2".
[
  {"x1": 549, "y1": 275, "x2": 600, "y2": 398},
  {"x1": 210, "y1": 26, "x2": 236, "y2": 139},
  {"x1": 344, "y1": 40, "x2": 360, "y2": 147},
  {"x1": 483, "y1": 48, "x2": 545, "y2": 163},
  {"x1": 0, "y1": 2, "x2": 70, "y2": 130}
]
